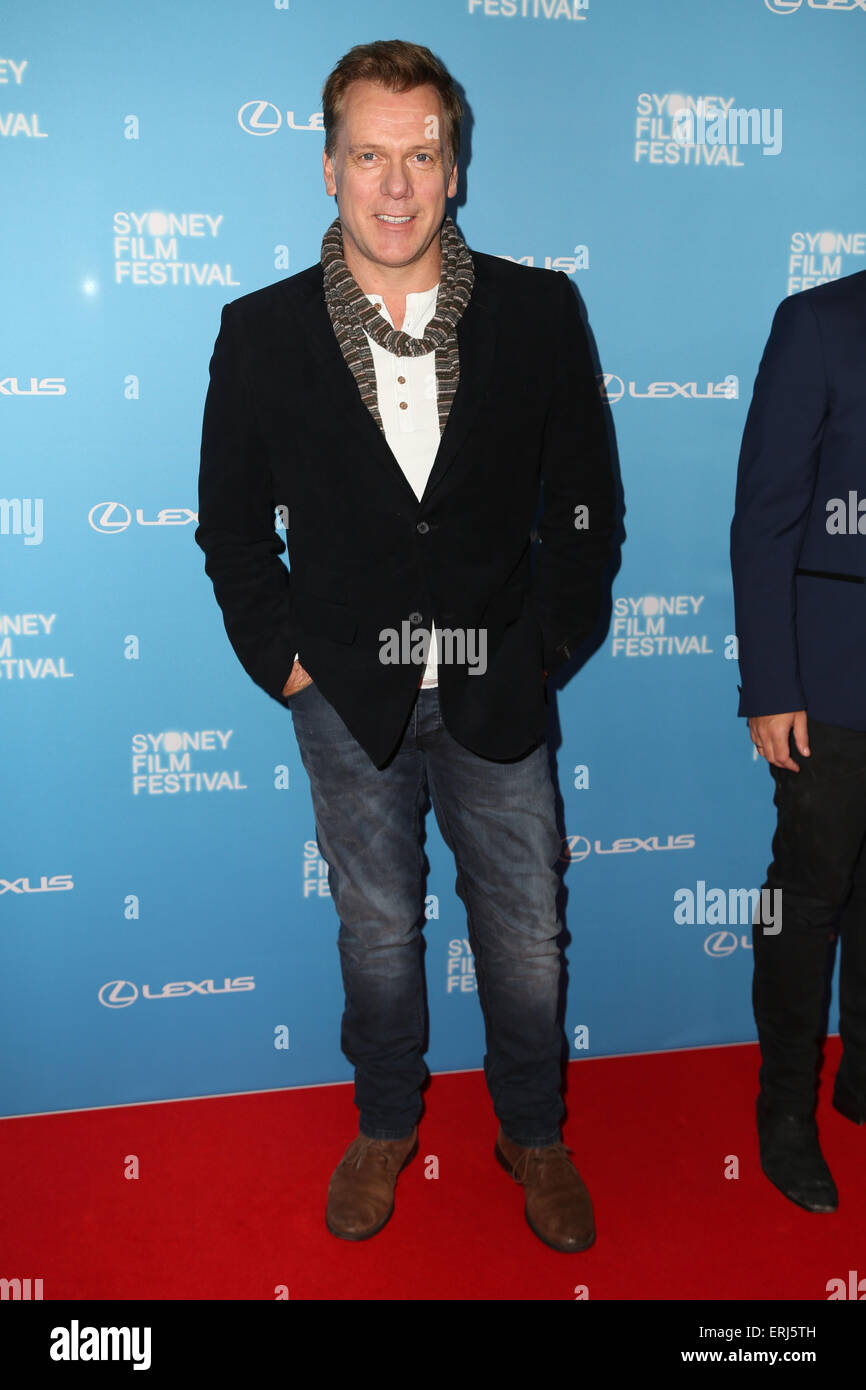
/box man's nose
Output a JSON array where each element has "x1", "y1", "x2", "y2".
[{"x1": 380, "y1": 159, "x2": 411, "y2": 199}]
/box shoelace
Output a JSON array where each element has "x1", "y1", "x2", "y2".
[
  {"x1": 345, "y1": 1137, "x2": 407, "y2": 1172},
  {"x1": 510, "y1": 1142, "x2": 574, "y2": 1185}
]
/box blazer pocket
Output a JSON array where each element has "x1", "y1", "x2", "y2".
[
  {"x1": 298, "y1": 593, "x2": 358, "y2": 645},
  {"x1": 503, "y1": 591, "x2": 525, "y2": 624},
  {"x1": 481, "y1": 379, "x2": 546, "y2": 409},
  {"x1": 482, "y1": 587, "x2": 527, "y2": 632}
]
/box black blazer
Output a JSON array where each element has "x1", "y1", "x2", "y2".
[
  {"x1": 196, "y1": 248, "x2": 615, "y2": 767},
  {"x1": 731, "y1": 270, "x2": 866, "y2": 731}
]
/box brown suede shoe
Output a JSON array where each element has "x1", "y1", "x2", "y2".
[
  {"x1": 495, "y1": 1127, "x2": 595, "y2": 1253},
  {"x1": 326, "y1": 1128, "x2": 418, "y2": 1241}
]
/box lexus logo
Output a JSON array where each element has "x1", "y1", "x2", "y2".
[
  {"x1": 237, "y1": 100, "x2": 281, "y2": 136},
  {"x1": 99, "y1": 980, "x2": 139, "y2": 1008},
  {"x1": 560, "y1": 835, "x2": 591, "y2": 863},
  {"x1": 598, "y1": 373, "x2": 624, "y2": 404},
  {"x1": 704, "y1": 931, "x2": 739, "y2": 958},
  {"x1": 89, "y1": 502, "x2": 131, "y2": 533}
]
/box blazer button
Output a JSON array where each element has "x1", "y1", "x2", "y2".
[
  {"x1": 416, "y1": 521, "x2": 430, "y2": 534},
  {"x1": 409, "y1": 611, "x2": 423, "y2": 624}
]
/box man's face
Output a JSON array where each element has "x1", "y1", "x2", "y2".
[{"x1": 323, "y1": 79, "x2": 458, "y2": 282}]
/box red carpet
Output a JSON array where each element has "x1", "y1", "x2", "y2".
[{"x1": 1, "y1": 1038, "x2": 863, "y2": 1301}]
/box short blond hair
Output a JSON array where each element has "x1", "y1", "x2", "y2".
[{"x1": 322, "y1": 38, "x2": 463, "y2": 167}]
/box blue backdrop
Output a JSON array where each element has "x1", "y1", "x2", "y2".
[{"x1": 3, "y1": 0, "x2": 864, "y2": 1118}]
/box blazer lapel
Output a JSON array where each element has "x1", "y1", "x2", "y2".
[
  {"x1": 421, "y1": 271, "x2": 497, "y2": 505},
  {"x1": 293, "y1": 270, "x2": 418, "y2": 503},
  {"x1": 290, "y1": 260, "x2": 497, "y2": 509}
]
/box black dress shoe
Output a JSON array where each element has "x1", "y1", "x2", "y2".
[
  {"x1": 756, "y1": 1096, "x2": 838, "y2": 1213},
  {"x1": 833, "y1": 1070, "x2": 866, "y2": 1125}
]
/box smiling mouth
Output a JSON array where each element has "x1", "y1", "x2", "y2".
[{"x1": 376, "y1": 214, "x2": 414, "y2": 223}]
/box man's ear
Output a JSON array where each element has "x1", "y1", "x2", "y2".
[
  {"x1": 323, "y1": 147, "x2": 337, "y2": 197},
  {"x1": 447, "y1": 161, "x2": 458, "y2": 199}
]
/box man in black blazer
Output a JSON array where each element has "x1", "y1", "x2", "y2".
[
  {"x1": 731, "y1": 269, "x2": 866, "y2": 1213},
  {"x1": 196, "y1": 39, "x2": 615, "y2": 1251}
]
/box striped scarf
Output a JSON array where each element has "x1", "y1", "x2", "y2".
[{"x1": 320, "y1": 215, "x2": 475, "y2": 436}]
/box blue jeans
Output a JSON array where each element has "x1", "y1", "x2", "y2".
[{"x1": 289, "y1": 681, "x2": 566, "y2": 1148}]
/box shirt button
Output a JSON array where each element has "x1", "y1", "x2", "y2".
[
  {"x1": 399, "y1": 401, "x2": 408, "y2": 410},
  {"x1": 416, "y1": 521, "x2": 430, "y2": 535},
  {"x1": 409, "y1": 611, "x2": 423, "y2": 624},
  {"x1": 397, "y1": 376, "x2": 406, "y2": 385},
  {"x1": 373, "y1": 302, "x2": 382, "y2": 311}
]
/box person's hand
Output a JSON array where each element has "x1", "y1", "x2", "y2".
[
  {"x1": 748, "y1": 710, "x2": 809, "y2": 770},
  {"x1": 282, "y1": 659, "x2": 314, "y2": 699}
]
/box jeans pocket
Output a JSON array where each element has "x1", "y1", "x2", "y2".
[{"x1": 287, "y1": 680, "x2": 316, "y2": 704}]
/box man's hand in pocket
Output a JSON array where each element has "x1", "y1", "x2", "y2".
[{"x1": 282, "y1": 660, "x2": 314, "y2": 698}]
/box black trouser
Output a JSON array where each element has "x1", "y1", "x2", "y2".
[{"x1": 754, "y1": 718, "x2": 866, "y2": 1115}]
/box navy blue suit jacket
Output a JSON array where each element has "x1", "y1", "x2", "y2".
[{"x1": 731, "y1": 270, "x2": 866, "y2": 730}]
